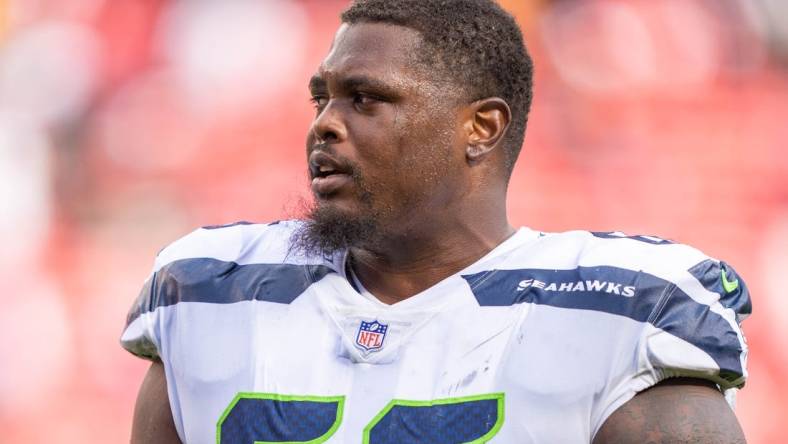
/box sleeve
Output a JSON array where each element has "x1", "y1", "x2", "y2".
[
  {"x1": 118, "y1": 222, "x2": 277, "y2": 360},
  {"x1": 591, "y1": 259, "x2": 751, "y2": 438},
  {"x1": 644, "y1": 259, "x2": 751, "y2": 390},
  {"x1": 117, "y1": 226, "x2": 207, "y2": 361},
  {"x1": 120, "y1": 268, "x2": 164, "y2": 360}
]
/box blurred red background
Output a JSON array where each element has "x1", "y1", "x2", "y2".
[{"x1": 0, "y1": 0, "x2": 785, "y2": 442}]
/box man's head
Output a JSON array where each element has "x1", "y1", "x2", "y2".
[
  {"x1": 341, "y1": 0, "x2": 534, "y2": 169},
  {"x1": 293, "y1": 0, "x2": 533, "y2": 256}
]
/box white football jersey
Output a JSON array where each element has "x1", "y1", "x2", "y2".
[{"x1": 121, "y1": 221, "x2": 750, "y2": 444}]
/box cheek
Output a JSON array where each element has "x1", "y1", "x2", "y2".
[
  {"x1": 350, "y1": 105, "x2": 459, "y2": 199},
  {"x1": 399, "y1": 110, "x2": 457, "y2": 171},
  {"x1": 346, "y1": 112, "x2": 402, "y2": 173}
]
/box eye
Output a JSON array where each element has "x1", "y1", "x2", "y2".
[
  {"x1": 310, "y1": 95, "x2": 328, "y2": 111},
  {"x1": 352, "y1": 93, "x2": 379, "y2": 109}
]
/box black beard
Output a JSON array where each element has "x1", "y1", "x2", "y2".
[
  {"x1": 290, "y1": 203, "x2": 380, "y2": 258},
  {"x1": 290, "y1": 168, "x2": 383, "y2": 258}
]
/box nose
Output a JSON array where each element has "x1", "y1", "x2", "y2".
[{"x1": 309, "y1": 100, "x2": 347, "y2": 145}]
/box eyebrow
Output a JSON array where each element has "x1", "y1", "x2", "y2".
[{"x1": 309, "y1": 74, "x2": 398, "y2": 95}]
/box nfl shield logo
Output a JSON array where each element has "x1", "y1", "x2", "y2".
[{"x1": 355, "y1": 320, "x2": 388, "y2": 352}]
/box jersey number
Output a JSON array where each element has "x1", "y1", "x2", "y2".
[{"x1": 217, "y1": 392, "x2": 504, "y2": 444}]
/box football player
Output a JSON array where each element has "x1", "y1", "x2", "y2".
[{"x1": 123, "y1": 0, "x2": 750, "y2": 442}]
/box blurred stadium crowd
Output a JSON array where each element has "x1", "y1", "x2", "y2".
[{"x1": 0, "y1": 0, "x2": 786, "y2": 442}]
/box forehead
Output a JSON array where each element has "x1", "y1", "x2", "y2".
[{"x1": 316, "y1": 22, "x2": 424, "y2": 84}]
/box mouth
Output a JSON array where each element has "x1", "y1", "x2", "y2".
[
  {"x1": 309, "y1": 152, "x2": 353, "y2": 196},
  {"x1": 312, "y1": 173, "x2": 352, "y2": 196}
]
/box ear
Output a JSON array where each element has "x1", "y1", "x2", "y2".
[{"x1": 463, "y1": 98, "x2": 511, "y2": 162}]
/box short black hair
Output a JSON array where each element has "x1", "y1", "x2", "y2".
[{"x1": 341, "y1": 0, "x2": 533, "y2": 175}]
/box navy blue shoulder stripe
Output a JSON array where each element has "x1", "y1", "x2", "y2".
[
  {"x1": 126, "y1": 258, "x2": 333, "y2": 326},
  {"x1": 687, "y1": 259, "x2": 752, "y2": 322},
  {"x1": 462, "y1": 266, "x2": 745, "y2": 383}
]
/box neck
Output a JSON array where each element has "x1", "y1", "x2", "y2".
[{"x1": 349, "y1": 207, "x2": 514, "y2": 305}]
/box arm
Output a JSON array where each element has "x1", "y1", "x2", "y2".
[
  {"x1": 131, "y1": 360, "x2": 182, "y2": 444},
  {"x1": 593, "y1": 378, "x2": 745, "y2": 444}
]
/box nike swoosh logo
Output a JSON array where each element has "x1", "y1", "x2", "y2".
[{"x1": 721, "y1": 269, "x2": 739, "y2": 293}]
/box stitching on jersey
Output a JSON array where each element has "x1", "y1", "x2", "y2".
[
  {"x1": 647, "y1": 281, "x2": 676, "y2": 324},
  {"x1": 466, "y1": 269, "x2": 498, "y2": 289},
  {"x1": 304, "y1": 264, "x2": 317, "y2": 284}
]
